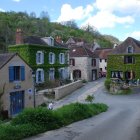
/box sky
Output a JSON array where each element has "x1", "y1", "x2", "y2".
[{"x1": 1, "y1": 0, "x2": 140, "y2": 41}]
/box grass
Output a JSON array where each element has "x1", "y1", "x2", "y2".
[{"x1": 0, "y1": 102, "x2": 108, "y2": 140}]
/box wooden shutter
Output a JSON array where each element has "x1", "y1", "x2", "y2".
[
  {"x1": 21, "y1": 66, "x2": 25, "y2": 81},
  {"x1": 9, "y1": 66, "x2": 14, "y2": 82}
]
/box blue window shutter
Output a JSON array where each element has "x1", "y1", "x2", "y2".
[
  {"x1": 9, "y1": 66, "x2": 14, "y2": 82},
  {"x1": 21, "y1": 66, "x2": 25, "y2": 81}
]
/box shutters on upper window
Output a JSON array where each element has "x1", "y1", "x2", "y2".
[{"x1": 9, "y1": 66, "x2": 25, "y2": 82}]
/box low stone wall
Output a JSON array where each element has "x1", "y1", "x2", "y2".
[
  {"x1": 54, "y1": 80, "x2": 83, "y2": 100},
  {"x1": 35, "y1": 92, "x2": 45, "y2": 106}
]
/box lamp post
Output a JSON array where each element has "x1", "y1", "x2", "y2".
[{"x1": 32, "y1": 71, "x2": 36, "y2": 108}]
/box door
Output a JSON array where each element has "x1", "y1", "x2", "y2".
[
  {"x1": 92, "y1": 70, "x2": 97, "y2": 81},
  {"x1": 10, "y1": 91, "x2": 24, "y2": 116}
]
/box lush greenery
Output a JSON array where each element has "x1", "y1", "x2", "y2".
[
  {"x1": 0, "y1": 103, "x2": 108, "y2": 140},
  {"x1": 8, "y1": 44, "x2": 69, "y2": 82},
  {"x1": 107, "y1": 54, "x2": 140, "y2": 79},
  {"x1": 0, "y1": 11, "x2": 117, "y2": 53}
]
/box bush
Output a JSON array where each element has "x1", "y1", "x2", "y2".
[
  {"x1": 104, "y1": 79, "x2": 111, "y2": 90},
  {"x1": 54, "y1": 102, "x2": 108, "y2": 125},
  {"x1": 85, "y1": 95, "x2": 94, "y2": 103},
  {"x1": 0, "y1": 123, "x2": 43, "y2": 140},
  {"x1": 0, "y1": 103, "x2": 108, "y2": 140},
  {"x1": 11, "y1": 107, "x2": 62, "y2": 130}
]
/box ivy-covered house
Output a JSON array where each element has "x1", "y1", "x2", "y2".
[
  {"x1": 107, "y1": 37, "x2": 140, "y2": 80},
  {"x1": 8, "y1": 29, "x2": 69, "y2": 84}
]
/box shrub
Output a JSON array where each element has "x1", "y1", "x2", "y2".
[
  {"x1": 104, "y1": 79, "x2": 111, "y2": 90},
  {"x1": 0, "y1": 123, "x2": 43, "y2": 140},
  {"x1": 11, "y1": 107, "x2": 62, "y2": 130},
  {"x1": 0, "y1": 103, "x2": 108, "y2": 140},
  {"x1": 85, "y1": 95, "x2": 94, "y2": 103}
]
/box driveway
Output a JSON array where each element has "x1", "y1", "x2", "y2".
[{"x1": 26, "y1": 78, "x2": 140, "y2": 140}]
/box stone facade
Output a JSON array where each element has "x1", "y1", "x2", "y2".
[
  {"x1": 70, "y1": 57, "x2": 99, "y2": 81},
  {"x1": 0, "y1": 53, "x2": 34, "y2": 117}
]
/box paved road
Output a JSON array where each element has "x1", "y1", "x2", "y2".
[{"x1": 26, "y1": 78, "x2": 140, "y2": 140}]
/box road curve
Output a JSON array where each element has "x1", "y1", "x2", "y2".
[{"x1": 26, "y1": 78, "x2": 140, "y2": 140}]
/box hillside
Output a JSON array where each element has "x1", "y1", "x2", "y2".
[{"x1": 0, "y1": 11, "x2": 119, "y2": 52}]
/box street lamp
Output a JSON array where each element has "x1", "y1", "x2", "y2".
[{"x1": 32, "y1": 71, "x2": 36, "y2": 108}]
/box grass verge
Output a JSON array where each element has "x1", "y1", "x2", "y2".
[{"x1": 0, "y1": 103, "x2": 108, "y2": 140}]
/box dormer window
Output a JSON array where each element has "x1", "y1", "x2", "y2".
[{"x1": 127, "y1": 46, "x2": 133, "y2": 53}]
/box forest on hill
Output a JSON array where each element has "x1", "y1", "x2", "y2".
[{"x1": 0, "y1": 11, "x2": 120, "y2": 53}]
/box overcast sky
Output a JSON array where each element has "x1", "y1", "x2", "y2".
[{"x1": 1, "y1": 0, "x2": 140, "y2": 41}]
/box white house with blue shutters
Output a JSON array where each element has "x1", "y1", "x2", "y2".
[{"x1": 0, "y1": 53, "x2": 34, "y2": 117}]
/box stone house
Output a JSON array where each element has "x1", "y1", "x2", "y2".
[
  {"x1": 8, "y1": 29, "x2": 69, "y2": 85},
  {"x1": 69, "y1": 45, "x2": 99, "y2": 81},
  {"x1": 93, "y1": 48, "x2": 112, "y2": 77},
  {"x1": 107, "y1": 37, "x2": 140, "y2": 80},
  {"x1": 0, "y1": 53, "x2": 34, "y2": 117}
]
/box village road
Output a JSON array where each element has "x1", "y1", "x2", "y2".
[{"x1": 26, "y1": 78, "x2": 140, "y2": 140}]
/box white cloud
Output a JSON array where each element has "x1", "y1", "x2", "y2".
[
  {"x1": 94, "y1": 0, "x2": 140, "y2": 14},
  {"x1": 57, "y1": 4, "x2": 94, "y2": 22},
  {"x1": 0, "y1": 8, "x2": 5, "y2": 12},
  {"x1": 82, "y1": 11, "x2": 134, "y2": 29},
  {"x1": 12, "y1": 0, "x2": 21, "y2": 2},
  {"x1": 128, "y1": 31, "x2": 140, "y2": 40}
]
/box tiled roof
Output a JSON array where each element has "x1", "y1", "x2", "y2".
[
  {"x1": 93, "y1": 48, "x2": 113, "y2": 59},
  {"x1": 0, "y1": 53, "x2": 16, "y2": 69},
  {"x1": 69, "y1": 46, "x2": 95, "y2": 58},
  {"x1": 111, "y1": 37, "x2": 140, "y2": 54},
  {"x1": 24, "y1": 36, "x2": 67, "y2": 48}
]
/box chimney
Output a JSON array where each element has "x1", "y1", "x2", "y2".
[
  {"x1": 56, "y1": 36, "x2": 62, "y2": 43},
  {"x1": 16, "y1": 29, "x2": 23, "y2": 44}
]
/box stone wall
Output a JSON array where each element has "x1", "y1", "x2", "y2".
[{"x1": 54, "y1": 80, "x2": 83, "y2": 100}]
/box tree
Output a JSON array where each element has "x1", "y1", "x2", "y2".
[
  {"x1": 81, "y1": 24, "x2": 101, "y2": 37},
  {"x1": 61, "y1": 20, "x2": 78, "y2": 29}
]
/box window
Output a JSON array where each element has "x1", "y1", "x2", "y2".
[
  {"x1": 59, "y1": 53, "x2": 65, "y2": 64},
  {"x1": 111, "y1": 71, "x2": 123, "y2": 79},
  {"x1": 100, "y1": 59, "x2": 102, "y2": 62},
  {"x1": 9, "y1": 66, "x2": 25, "y2": 82},
  {"x1": 100, "y1": 68, "x2": 102, "y2": 72},
  {"x1": 59, "y1": 68, "x2": 65, "y2": 79},
  {"x1": 49, "y1": 52, "x2": 55, "y2": 64},
  {"x1": 92, "y1": 59, "x2": 96, "y2": 66},
  {"x1": 124, "y1": 56, "x2": 135, "y2": 64},
  {"x1": 36, "y1": 51, "x2": 44, "y2": 64},
  {"x1": 105, "y1": 59, "x2": 107, "y2": 62},
  {"x1": 36, "y1": 69, "x2": 44, "y2": 83},
  {"x1": 105, "y1": 67, "x2": 107, "y2": 70},
  {"x1": 49, "y1": 68, "x2": 55, "y2": 80},
  {"x1": 127, "y1": 46, "x2": 133, "y2": 53},
  {"x1": 70, "y1": 59, "x2": 75, "y2": 66}
]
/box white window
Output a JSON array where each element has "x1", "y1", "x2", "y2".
[
  {"x1": 127, "y1": 46, "x2": 133, "y2": 53},
  {"x1": 36, "y1": 51, "x2": 44, "y2": 64},
  {"x1": 59, "y1": 68, "x2": 65, "y2": 79},
  {"x1": 36, "y1": 69, "x2": 44, "y2": 83},
  {"x1": 49, "y1": 68, "x2": 55, "y2": 80},
  {"x1": 49, "y1": 52, "x2": 55, "y2": 64},
  {"x1": 59, "y1": 53, "x2": 65, "y2": 64}
]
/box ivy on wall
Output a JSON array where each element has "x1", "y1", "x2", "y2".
[
  {"x1": 107, "y1": 54, "x2": 140, "y2": 79},
  {"x1": 8, "y1": 44, "x2": 69, "y2": 81}
]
